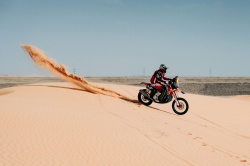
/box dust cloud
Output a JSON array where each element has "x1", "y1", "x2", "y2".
[{"x1": 21, "y1": 45, "x2": 138, "y2": 103}]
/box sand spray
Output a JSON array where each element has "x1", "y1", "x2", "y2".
[{"x1": 21, "y1": 45, "x2": 138, "y2": 103}]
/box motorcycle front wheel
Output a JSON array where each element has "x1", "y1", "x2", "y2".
[
  {"x1": 138, "y1": 92, "x2": 153, "y2": 106},
  {"x1": 172, "y1": 98, "x2": 189, "y2": 115}
]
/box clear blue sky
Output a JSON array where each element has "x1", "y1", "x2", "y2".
[{"x1": 0, "y1": 0, "x2": 249, "y2": 77}]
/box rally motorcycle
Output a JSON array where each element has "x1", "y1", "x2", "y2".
[{"x1": 138, "y1": 76, "x2": 189, "y2": 115}]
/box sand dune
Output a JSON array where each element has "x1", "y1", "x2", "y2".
[{"x1": 0, "y1": 82, "x2": 250, "y2": 165}]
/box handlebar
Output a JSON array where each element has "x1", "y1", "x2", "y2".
[{"x1": 168, "y1": 76, "x2": 178, "y2": 84}]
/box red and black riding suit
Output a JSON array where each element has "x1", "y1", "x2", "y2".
[{"x1": 149, "y1": 70, "x2": 169, "y2": 98}]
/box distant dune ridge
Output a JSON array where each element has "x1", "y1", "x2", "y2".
[{"x1": 21, "y1": 45, "x2": 137, "y2": 103}]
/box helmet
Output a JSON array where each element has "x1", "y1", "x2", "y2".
[{"x1": 159, "y1": 64, "x2": 168, "y2": 73}]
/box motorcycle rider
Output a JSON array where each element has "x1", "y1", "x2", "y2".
[{"x1": 149, "y1": 64, "x2": 170, "y2": 99}]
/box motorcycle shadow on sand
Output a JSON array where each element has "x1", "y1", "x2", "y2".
[{"x1": 146, "y1": 105, "x2": 178, "y2": 116}]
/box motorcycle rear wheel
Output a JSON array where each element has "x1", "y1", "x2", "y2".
[
  {"x1": 172, "y1": 98, "x2": 189, "y2": 115},
  {"x1": 138, "y1": 92, "x2": 153, "y2": 106}
]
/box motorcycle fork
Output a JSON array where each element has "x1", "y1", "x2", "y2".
[{"x1": 173, "y1": 92, "x2": 180, "y2": 106}]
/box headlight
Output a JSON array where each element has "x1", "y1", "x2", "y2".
[
  {"x1": 174, "y1": 83, "x2": 179, "y2": 88},
  {"x1": 174, "y1": 78, "x2": 179, "y2": 88}
]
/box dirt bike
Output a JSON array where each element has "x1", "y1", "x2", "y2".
[{"x1": 138, "y1": 76, "x2": 189, "y2": 115}]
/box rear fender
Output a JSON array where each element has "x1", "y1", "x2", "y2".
[
  {"x1": 140, "y1": 82, "x2": 150, "y2": 86},
  {"x1": 140, "y1": 82, "x2": 153, "y2": 89}
]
